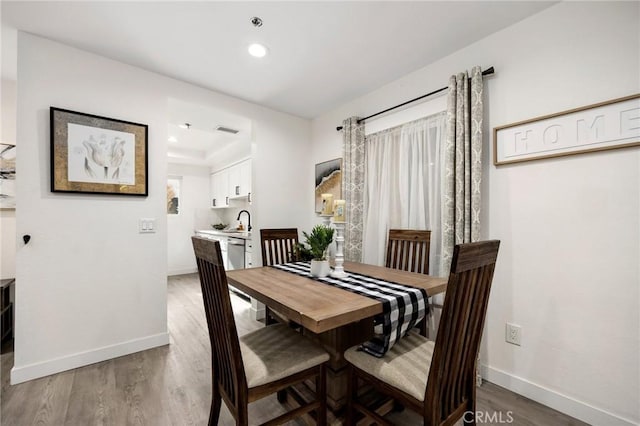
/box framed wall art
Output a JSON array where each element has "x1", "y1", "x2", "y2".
[
  {"x1": 0, "y1": 143, "x2": 16, "y2": 209},
  {"x1": 167, "y1": 177, "x2": 181, "y2": 214},
  {"x1": 314, "y1": 158, "x2": 342, "y2": 213},
  {"x1": 494, "y1": 94, "x2": 640, "y2": 166},
  {"x1": 50, "y1": 107, "x2": 148, "y2": 195}
]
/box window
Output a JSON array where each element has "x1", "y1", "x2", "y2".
[
  {"x1": 167, "y1": 177, "x2": 181, "y2": 215},
  {"x1": 362, "y1": 112, "x2": 446, "y2": 276}
]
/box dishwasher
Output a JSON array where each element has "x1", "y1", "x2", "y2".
[
  {"x1": 227, "y1": 237, "x2": 249, "y2": 299},
  {"x1": 227, "y1": 237, "x2": 246, "y2": 270}
]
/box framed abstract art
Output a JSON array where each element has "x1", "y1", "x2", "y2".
[{"x1": 50, "y1": 107, "x2": 148, "y2": 196}]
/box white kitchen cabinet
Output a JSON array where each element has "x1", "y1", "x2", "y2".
[
  {"x1": 227, "y1": 164, "x2": 241, "y2": 197},
  {"x1": 209, "y1": 172, "x2": 219, "y2": 208},
  {"x1": 211, "y1": 158, "x2": 252, "y2": 208},
  {"x1": 210, "y1": 170, "x2": 229, "y2": 208},
  {"x1": 227, "y1": 159, "x2": 252, "y2": 200},
  {"x1": 245, "y1": 239, "x2": 253, "y2": 268},
  {"x1": 240, "y1": 160, "x2": 252, "y2": 201}
]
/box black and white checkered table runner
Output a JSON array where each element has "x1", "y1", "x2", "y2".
[{"x1": 272, "y1": 261, "x2": 428, "y2": 357}]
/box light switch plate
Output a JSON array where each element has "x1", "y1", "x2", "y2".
[{"x1": 139, "y1": 218, "x2": 156, "y2": 233}]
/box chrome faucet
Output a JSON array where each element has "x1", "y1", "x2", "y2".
[{"x1": 237, "y1": 210, "x2": 252, "y2": 232}]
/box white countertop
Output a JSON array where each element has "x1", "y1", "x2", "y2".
[{"x1": 195, "y1": 229, "x2": 252, "y2": 240}]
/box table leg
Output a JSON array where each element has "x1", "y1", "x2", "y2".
[{"x1": 305, "y1": 317, "x2": 374, "y2": 412}]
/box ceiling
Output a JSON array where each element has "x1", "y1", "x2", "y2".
[
  {"x1": 167, "y1": 99, "x2": 252, "y2": 167},
  {"x1": 1, "y1": 1, "x2": 556, "y2": 119}
]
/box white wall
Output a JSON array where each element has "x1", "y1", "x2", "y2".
[
  {"x1": 1, "y1": 79, "x2": 16, "y2": 144},
  {"x1": 0, "y1": 209, "x2": 15, "y2": 279},
  {"x1": 1, "y1": 78, "x2": 16, "y2": 279},
  {"x1": 14, "y1": 33, "x2": 311, "y2": 383},
  {"x1": 311, "y1": 3, "x2": 639, "y2": 425},
  {"x1": 167, "y1": 163, "x2": 213, "y2": 276},
  {"x1": 14, "y1": 33, "x2": 171, "y2": 383}
]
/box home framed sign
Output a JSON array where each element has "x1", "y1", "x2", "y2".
[
  {"x1": 493, "y1": 94, "x2": 640, "y2": 166},
  {"x1": 50, "y1": 107, "x2": 148, "y2": 195}
]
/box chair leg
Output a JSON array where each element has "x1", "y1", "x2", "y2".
[
  {"x1": 463, "y1": 393, "x2": 476, "y2": 425},
  {"x1": 392, "y1": 400, "x2": 405, "y2": 412},
  {"x1": 463, "y1": 412, "x2": 476, "y2": 425},
  {"x1": 208, "y1": 389, "x2": 222, "y2": 426},
  {"x1": 265, "y1": 306, "x2": 277, "y2": 326},
  {"x1": 237, "y1": 407, "x2": 249, "y2": 426},
  {"x1": 317, "y1": 365, "x2": 327, "y2": 425},
  {"x1": 418, "y1": 315, "x2": 428, "y2": 337},
  {"x1": 346, "y1": 366, "x2": 356, "y2": 426}
]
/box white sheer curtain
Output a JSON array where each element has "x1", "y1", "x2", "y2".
[{"x1": 362, "y1": 112, "x2": 446, "y2": 276}]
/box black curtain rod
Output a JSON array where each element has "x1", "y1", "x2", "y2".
[{"x1": 336, "y1": 66, "x2": 494, "y2": 131}]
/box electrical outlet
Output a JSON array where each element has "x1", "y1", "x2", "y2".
[{"x1": 505, "y1": 323, "x2": 521, "y2": 346}]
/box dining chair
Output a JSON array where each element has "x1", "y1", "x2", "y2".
[
  {"x1": 260, "y1": 228, "x2": 300, "y2": 326},
  {"x1": 385, "y1": 229, "x2": 431, "y2": 274},
  {"x1": 192, "y1": 236, "x2": 329, "y2": 425},
  {"x1": 345, "y1": 240, "x2": 500, "y2": 425},
  {"x1": 385, "y1": 229, "x2": 432, "y2": 336},
  {"x1": 260, "y1": 228, "x2": 300, "y2": 266}
]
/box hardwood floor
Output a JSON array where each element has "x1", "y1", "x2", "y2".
[{"x1": 1, "y1": 274, "x2": 588, "y2": 425}]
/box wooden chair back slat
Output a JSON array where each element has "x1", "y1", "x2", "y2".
[
  {"x1": 260, "y1": 228, "x2": 299, "y2": 266},
  {"x1": 424, "y1": 240, "x2": 500, "y2": 424},
  {"x1": 192, "y1": 236, "x2": 248, "y2": 411},
  {"x1": 385, "y1": 229, "x2": 431, "y2": 275}
]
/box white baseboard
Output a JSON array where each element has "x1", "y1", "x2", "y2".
[
  {"x1": 482, "y1": 365, "x2": 638, "y2": 426},
  {"x1": 168, "y1": 267, "x2": 197, "y2": 276},
  {"x1": 11, "y1": 332, "x2": 170, "y2": 384}
]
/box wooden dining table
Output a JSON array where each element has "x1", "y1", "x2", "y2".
[{"x1": 226, "y1": 261, "x2": 447, "y2": 412}]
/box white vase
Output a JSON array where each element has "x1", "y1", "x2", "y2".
[{"x1": 310, "y1": 259, "x2": 330, "y2": 278}]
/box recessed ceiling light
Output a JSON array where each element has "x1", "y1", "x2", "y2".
[
  {"x1": 248, "y1": 43, "x2": 267, "y2": 58},
  {"x1": 168, "y1": 136, "x2": 177, "y2": 143}
]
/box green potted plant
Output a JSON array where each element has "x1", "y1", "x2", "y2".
[
  {"x1": 302, "y1": 224, "x2": 335, "y2": 277},
  {"x1": 293, "y1": 242, "x2": 314, "y2": 262}
]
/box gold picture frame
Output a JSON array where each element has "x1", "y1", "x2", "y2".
[{"x1": 50, "y1": 107, "x2": 148, "y2": 195}]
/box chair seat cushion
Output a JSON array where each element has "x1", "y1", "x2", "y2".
[
  {"x1": 344, "y1": 331, "x2": 434, "y2": 402},
  {"x1": 240, "y1": 324, "x2": 329, "y2": 388}
]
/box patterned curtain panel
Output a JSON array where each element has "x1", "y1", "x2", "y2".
[
  {"x1": 341, "y1": 117, "x2": 365, "y2": 262},
  {"x1": 442, "y1": 66, "x2": 483, "y2": 272}
]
